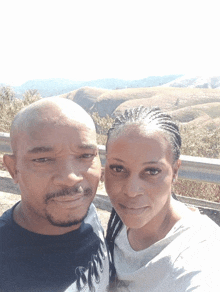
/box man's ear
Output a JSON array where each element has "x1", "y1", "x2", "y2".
[
  {"x1": 173, "y1": 159, "x2": 181, "y2": 182},
  {"x1": 3, "y1": 154, "x2": 19, "y2": 184}
]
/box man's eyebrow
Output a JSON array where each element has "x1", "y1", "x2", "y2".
[
  {"x1": 27, "y1": 147, "x2": 54, "y2": 154},
  {"x1": 78, "y1": 144, "x2": 98, "y2": 150}
]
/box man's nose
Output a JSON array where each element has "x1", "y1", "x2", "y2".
[
  {"x1": 123, "y1": 174, "x2": 145, "y2": 198},
  {"x1": 53, "y1": 160, "x2": 83, "y2": 187}
]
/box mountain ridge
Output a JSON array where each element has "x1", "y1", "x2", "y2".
[
  {"x1": 10, "y1": 75, "x2": 182, "y2": 98},
  {"x1": 163, "y1": 75, "x2": 220, "y2": 89}
]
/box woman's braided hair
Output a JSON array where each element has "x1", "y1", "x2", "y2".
[{"x1": 105, "y1": 106, "x2": 181, "y2": 282}]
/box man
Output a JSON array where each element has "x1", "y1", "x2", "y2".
[{"x1": 0, "y1": 97, "x2": 109, "y2": 291}]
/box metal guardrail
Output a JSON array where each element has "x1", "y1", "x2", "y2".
[
  {"x1": 0, "y1": 132, "x2": 11, "y2": 153},
  {"x1": 99, "y1": 145, "x2": 220, "y2": 185},
  {"x1": 1, "y1": 132, "x2": 220, "y2": 185}
]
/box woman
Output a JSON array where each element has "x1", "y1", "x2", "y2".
[{"x1": 105, "y1": 106, "x2": 220, "y2": 291}]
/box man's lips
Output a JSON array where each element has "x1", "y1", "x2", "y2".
[{"x1": 50, "y1": 195, "x2": 84, "y2": 208}]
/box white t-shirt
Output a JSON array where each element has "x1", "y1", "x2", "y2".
[{"x1": 113, "y1": 200, "x2": 220, "y2": 292}]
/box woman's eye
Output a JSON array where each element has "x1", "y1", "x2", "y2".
[
  {"x1": 144, "y1": 168, "x2": 161, "y2": 175},
  {"x1": 110, "y1": 165, "x2": 125, "y2": 173}
]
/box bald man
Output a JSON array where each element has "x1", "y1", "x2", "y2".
[{"x1": 1, "y1": 97, "x2": 109, "y2": 291}]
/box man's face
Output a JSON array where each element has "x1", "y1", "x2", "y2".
[{"x1": 14, "y1": 120, "x2": 101, "y2": 231}]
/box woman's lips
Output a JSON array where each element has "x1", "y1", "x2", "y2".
[{"x1": 119, "y1": 203, "x2": 149, "y2": 215}]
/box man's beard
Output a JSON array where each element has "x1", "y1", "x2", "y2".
[
  {"x1": 45, "y1": 208, "x2": 89, "y2": 227},
  {"x1": 44, "y1": 186, "x2": 93, "y2": 227}
]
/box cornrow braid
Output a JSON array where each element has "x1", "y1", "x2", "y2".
[
  {"x1": 106, "y1": 208, "x2": 123, "y2": 282},
  {"x1": 107, "y1": 106, "x2": 181, "y2": 161},
  {"x1": 105, "y1": 106, "x2": 182, "y2": 282}
]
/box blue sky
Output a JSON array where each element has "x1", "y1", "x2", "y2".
[{"x1": 1, "y1": 0, "x2": 220, "y2": 85}]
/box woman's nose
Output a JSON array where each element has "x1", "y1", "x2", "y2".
[
  {"x1": 123, "y1": 174, "x2": 144, "y2": 198},
  {"x1": 53, "y1": 160, "x2": 83, "y2": 187}
]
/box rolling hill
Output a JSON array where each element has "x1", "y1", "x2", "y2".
[{"x1": 61, "y1": 86, "x2": 220, "y2": 122}]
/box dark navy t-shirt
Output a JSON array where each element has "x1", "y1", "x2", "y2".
[{"x1": 0, "y1": 203, "x2": 109, "y2": 292}]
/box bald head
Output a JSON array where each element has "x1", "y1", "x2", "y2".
[{"x1": 11, "y1": 97, "x2": 96, "y2": 153}]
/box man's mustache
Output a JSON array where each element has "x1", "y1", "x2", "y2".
[{"x1": 45, "y1": 186, "x2": 93, "y2": 203}]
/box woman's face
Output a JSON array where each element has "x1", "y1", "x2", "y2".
[{"x1": 105, "y1": 125, "x2": 180, "y2": 230}]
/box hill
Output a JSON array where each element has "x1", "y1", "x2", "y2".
[
  {"x1": 60, "y1": 87, "x2": 109, "y2": 112},
  {"x1": 59, "y1": 87, "x2": 220, "y2": 145},
  {"x1": 163, "y1": 75, "x2": 220, "y2": 89},
  {"x1": 113, "y1": 87, "x2": 220, "y2": 116},
  {"x1": 12, "y1": 75, "x2": 182, "y2": 98},
  {"x1": 62, "y1": 86, "x2": 220, "y2": 118}
]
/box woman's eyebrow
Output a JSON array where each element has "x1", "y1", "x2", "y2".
[
  {"x1": 108, "y1": 158, "x2": 124, "y2": 162},
  {"x1": 142, "y1": 160, "x2": 165, "y2": 165},
  {"x1": 143, "y1": 161, "x2": 158, "y2": 164}
]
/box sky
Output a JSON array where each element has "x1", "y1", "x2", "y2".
[{"x1": 1, "y1": 0, "x2": 220, "y2": 86}]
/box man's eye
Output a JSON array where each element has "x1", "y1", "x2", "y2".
[
  {"x1": 109, "y1": 165, "x2": 125, "y2": 173},
  {"x1": 80, "y1": 153, "x2": 95, "y2": 159},
  {"x1": 32, "y1": 158, "x2": 51, "y2": 163},
  {"x1": 144, "y1": 168, "x2": 161, "y2": 175}
]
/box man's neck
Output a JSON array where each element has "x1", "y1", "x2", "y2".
[{"x1": 13, "y1": 202, "x2": 82, "y2": 235}]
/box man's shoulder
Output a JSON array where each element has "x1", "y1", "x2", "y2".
[
  {"x1": 0, "y1": 205, "x2": 14, "y2": 228},
  {"x1": 0, "y1": 206, "x2": 16, "y2": 243},
  {"x1": 85, "y1": 203, "x2": 104, "y2": 236}
]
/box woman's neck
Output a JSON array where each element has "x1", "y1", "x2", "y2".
[{"x1": 127, "y1": 200, "x2": 182, "y2": 251}]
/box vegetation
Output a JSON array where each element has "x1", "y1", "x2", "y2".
[
  {"x1": 180, "y1": 123, "x2": 220, "y2": 159},
  {"x1": 0, "y1": 86, "x2": 41, "y2": 132},
  {"x1": 91, "y1": 112, "x2": 114, "y2": 145},
  {"x1": 173, "y1": 123, "x2": 220, "y2": 202}
]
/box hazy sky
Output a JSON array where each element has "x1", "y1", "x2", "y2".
[{"x1": 1, "y1": 0, "x2": 219, "y2": 85}]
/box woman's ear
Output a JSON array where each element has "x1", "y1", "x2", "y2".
[
  {"x1": 172, "y1": 159, "x2": 181, "y2": 182},
  {"x1": 3, "y1": 154, "x2": 19, "y2": 184}
]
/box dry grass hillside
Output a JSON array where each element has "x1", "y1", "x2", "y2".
[
  {"x1": 60, "y1": 86, "x2": 220, "y2": 118},
  {"x1": 114, "y1": 88, "x2": 220, "y2": 116},
  {"x1": 168, "y1": 102, "x2": 220, "y2": 123},
  {"x1": 60, "y1": 87, "x2": 109, "y2": 113}
]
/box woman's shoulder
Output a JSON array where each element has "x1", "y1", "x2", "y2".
[{"x1": 172, "y1": 199, "x2": 220, "y2": 232}]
